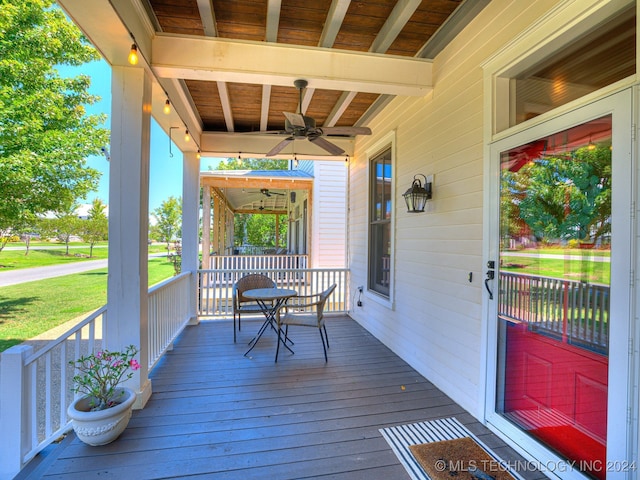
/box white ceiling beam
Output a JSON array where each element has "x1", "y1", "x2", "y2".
[
  {"x1": 217, "y1": 81, "x2": 235, "y2": 132},
  {"x1": 265, "y1": 0, "x2": 282, "y2": 42},
  {"x1": 328, "y1": 0, "x2": 420, "y2": 126},
  {"x1": 260, "y1": 84, "x2": 272, "y2": 131},
  {"x1": 260, "y1": 0, "x2": 282, "y2": 131},
  {"x1": 323, "y1": 91, "x2": 357, "y2": 127},
  {"x1": 151, "y1": 35, "x2": 432, "y2": 96},
  {"x1": 300, "y1": 88, "x2": 314, "y2": 115},
  {"x1": 369, "y1": 0, "x2": 421, "y2": 53},
  {"x1": 319, "y1": 0, "x2": 351, "y2": 47},
  {"x1": 196, "y1": 0, "x2": 217, "y2": 37},
  {"x1": 301, "y1": 0, "x2": 351, "y2": 115}
]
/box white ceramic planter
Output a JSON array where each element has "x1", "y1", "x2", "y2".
[{"x1": 67, "y1": 387, "x2": 136, "y2": 446}]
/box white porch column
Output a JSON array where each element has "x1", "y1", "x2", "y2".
[
  {"x1": 202, "y1": 186, "x2": 211, "y2": 269},
  {"x1": 107, "y1": 66, "x2": 152, "y2": 409},
  {"x1": 182, "y1": 152, "x2": 199, "y2": 325}
]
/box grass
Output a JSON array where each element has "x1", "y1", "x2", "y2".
[
  {"x1": 0, "y1": 242, "x2": 168, "y2": 271},
  {"x1": 501, "y1": 253, "x2": 610, "y2": 284},
  {"x1": 0, "y1": 245, "x2": 108, "y2": 270},
  {"x1": 0, "y1": 258, "x2": 176, "y2": 352}
]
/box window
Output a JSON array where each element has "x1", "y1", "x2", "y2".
[
  {"x1": 368, "y1": 147, "x2": 392, "y2": 297},
  {"x1": 508, "y1": 5, "x2": 635, "y2": 128}
]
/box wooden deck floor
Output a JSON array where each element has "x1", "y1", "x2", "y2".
[{"x1": 20, "y1": 316, "x2": 546, "y2": 480}]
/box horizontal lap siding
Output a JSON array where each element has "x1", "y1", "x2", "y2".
[
  {"x1": 348, "y1": 0, "x2": 563, "y2": 418},
  {"x1": 313, "y1": 161, "x2": 347, "y2": 268}
]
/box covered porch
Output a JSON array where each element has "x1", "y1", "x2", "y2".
[{"x1": 17, "y1": 316, "x2": 542, "y2": 480}]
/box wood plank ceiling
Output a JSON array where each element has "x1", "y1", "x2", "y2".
[{"x1": 142, "y1": 0, "x2": 478, "y2": 142}]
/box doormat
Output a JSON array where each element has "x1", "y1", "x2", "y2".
[
  {"x1": 379, "y1": 417, "x2": 521, "y2": 480},
  {"x1": 409, "y1": 437, "x2": 516, "y2": 480}
]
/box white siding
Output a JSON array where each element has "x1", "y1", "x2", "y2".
[
  {"x1": 347, "y1": 0, "x2": 562, "y2": 418},
  {"x1": 311, "y1": 161, "x2": 347, "y2": 268}
]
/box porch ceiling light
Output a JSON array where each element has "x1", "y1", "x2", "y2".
[
  {"x1": 128, "y1": 44, "x2": 139, "y2": 65},
  {"x1": 403, "y1": 174, "x2": 432, "y2": 213}
]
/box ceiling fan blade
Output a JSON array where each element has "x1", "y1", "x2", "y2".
[
  {"x1": 241, "y1": 130, "x2": 288, "y2": 135},
  {"x1": 308, "y1": 136, "x2": 345, "y2": 156},
  {"x1": 319, "y1": 126, "x2": 372, "y2": 136},
  {"x1": 283, "y1": 111, "x2": 306, "y2": 128},
  {"x1": 266, "y1": 137, "x2": 294, "y2": 156}
]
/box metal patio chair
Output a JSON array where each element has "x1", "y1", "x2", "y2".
[
  {"x1": 275, "y1": 284, "x2": 337, "y2": 362},
  {"x1": 232, "y1": 273, "x2": 276, "y2": 342}
]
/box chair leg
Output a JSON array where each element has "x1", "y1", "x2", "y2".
[
  {"x1": 323, "y1": 324, "x2": 329, "y2": 349},
  {"x1": 233, "y1": 312, "x2": 237, "y2": 343},
  {"x1": 275, "y1": 324, "x2": 284, "y2": 363},
  {"x1": 318, "y1": 327, "x2": 328, "y2": 362}
]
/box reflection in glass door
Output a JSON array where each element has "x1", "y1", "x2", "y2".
[{"x1": 496, "y1": 116, "x2": 612, "y2": 479}]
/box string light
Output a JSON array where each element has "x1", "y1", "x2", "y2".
[
  {"x1": 163, "y1": 99, "x2": 171, "y2": 115},
  {"x1": 196, "y1": 149, "x2": 201, "y2": 160},
  {"x1": 128, "y1": 44, "x2": 139, "y2": 65},
  {"x1": 184, "y1": 129, "x2": 190, "y2": 142}
]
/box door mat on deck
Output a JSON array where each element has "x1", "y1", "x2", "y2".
[{"x1": 379, "y1": 417, "x2": 520, "y2": 480}]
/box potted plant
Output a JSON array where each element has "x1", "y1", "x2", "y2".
[{"x1": 67, "y1": 344, "x2": 141, "y2": 446}]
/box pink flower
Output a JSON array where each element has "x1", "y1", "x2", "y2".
[{"x1": 129, "y1": 359, "x2": 141, "y2": 371}]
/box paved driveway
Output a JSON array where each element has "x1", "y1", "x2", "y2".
[{"x1": 0, "y1": 259, "x2": 108, "y2": 287}]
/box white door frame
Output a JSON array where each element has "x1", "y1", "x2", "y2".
[{"x1": 483, "y1": 89, "x2": 635, "y2": 480}]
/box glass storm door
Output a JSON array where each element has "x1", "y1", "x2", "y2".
[{"x1": 487, "y1": 91, "x2": 632, "y2": 480}]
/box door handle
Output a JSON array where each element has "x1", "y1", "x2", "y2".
[{"x1": 485, "y1": 261, "x2": 495, "y2": 300}]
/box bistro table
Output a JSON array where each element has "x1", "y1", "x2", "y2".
[{"x1": 243, "y1": 287, "x2": 297, "y2": 360}]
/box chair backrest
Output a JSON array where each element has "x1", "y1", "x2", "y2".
[
  {"x1": 316, "y1": 284, "x2": 337, "y2": 319},
  {"x1": 233, "y1": 274, "x2": 276, "y2": 306}
]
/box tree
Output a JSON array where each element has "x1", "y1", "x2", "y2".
[
  {"x1": 152, "y1": 197, "x2": 182, "y2": 257},
  {"x1": 214, "y1": 157, "x2": 288, "y2": 171},
  {"x1": 0, "y1": 0, "x2": 109, "y2": 254},
  {"x1": 39, "y1": 204, "x2": 83, "y2": 255},
  {"x1": 509, "y1": 145, "x2": 611, "y2": 245},
  {"x1": 80, "y1": 199, "x2": 108, "y2": 257}
]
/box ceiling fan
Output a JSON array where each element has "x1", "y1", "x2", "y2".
[
  {"x1": 264, "y1": 79, "x2": 372, "y2": 157},
  {"x1": 249, "y1": 188, "x2": 285, "y2": 197}
]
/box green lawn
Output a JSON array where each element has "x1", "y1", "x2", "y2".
[
  {"x1": 0, "y1": 258, "x2": 176, "y2": 352},
  {"x1": 0, "y1": 244, "x2": 108, "y2": 269},
  {"x1": 0, "y1": 242, "x2": 168, "y2": 271},
  {"x1": 501, "y1": 250, "x2": 610, "y2": 284}
]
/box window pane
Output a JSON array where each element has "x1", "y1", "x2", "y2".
[
  {"x1": 496, "y1": 116, "x2": 611, "y2": 479},
  {"x1": 510, "y1": 6, "x2": 635, "y2": 127},
  {"x1": 369, "y1": 222, "x2": 391, "y2": 295},
  {"x1": 369, "y1": 147, "x2": 392, "y2": 297}
]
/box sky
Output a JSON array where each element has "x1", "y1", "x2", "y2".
[{"x1": 59, "y1": 58, "x2": 218, "y2": 212}]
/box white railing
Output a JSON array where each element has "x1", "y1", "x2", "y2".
[
  {"x1": 0, "y1": 273, "x2": 193, "y2": 480},
  {"x1": 499, "y1": 271, "x2": 609, "y2": 354},
  {"x1": 147, "y1": 272, "x2": 192, "y2": 370},
  {"x1": 0, "y1": 306, "x2": 106, "y2": 479},
  {"x1": 197, "y1": 268, "x2": 349, "y2": 317},
  {"x1": 209, "y1": 254, "x2": 308, "y2": 271}
]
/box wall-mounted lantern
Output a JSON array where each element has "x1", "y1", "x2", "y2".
[{"x1": 403, "y1": 174, "x2": 433, "y2": 213}]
